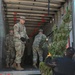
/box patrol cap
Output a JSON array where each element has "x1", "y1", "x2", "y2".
[
  {"x1": 20, "y1": 16, "x2": 26, "y2": 20},
  {"x1": 39, "y1": 29, "x2": 43, "y2": 32},
  {"x1": 66, "y1": 47, "x2": 75, "y2": 55}
]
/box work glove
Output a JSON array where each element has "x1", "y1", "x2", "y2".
[
  {"x1": 20, "y1": 37, "x2": 26, "y2": 42},
  {"x1": 27, "y1": 39, "x2": 30, "y2": 43}
]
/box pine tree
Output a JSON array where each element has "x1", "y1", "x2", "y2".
[{"x1": 49, "y1": 9, "x2": 71, "y2": 56}]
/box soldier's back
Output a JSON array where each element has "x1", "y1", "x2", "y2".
[{"x1": 33, "y1": 33, "x2": 46, "y2": 47}]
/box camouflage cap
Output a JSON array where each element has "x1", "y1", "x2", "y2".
[
  {"x1": 39, "y1": 29, "x2": 43, "y2": 32},
  {"x1": 20, "y1": 16, "x2": 26, "y2": 20}
]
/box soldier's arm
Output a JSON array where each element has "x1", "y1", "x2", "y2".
[
  {"x1": 43, "y1": 34, "x2": 47, "y2": 39},
  {"x1": 14, "y1": 24, "x2": 21, "y2": 39},
  {"x1": 33, "y1": 35, "x2": 38, "y2": 44},
  {"x1": 41, "y1": 34, "x2": 47, "y2": 42},
  {"x1": 26, "y1": 34, "x2": 29, "y2": 39},
  {"x1": 25, "y1": 27, "x2": 29, "y2": 39}
]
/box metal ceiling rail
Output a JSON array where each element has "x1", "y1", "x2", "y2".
[
  {"x1": 5, "y1": 4, "x2": 59, "y2": 11},
  {"x1": 7, "y1": 20, "x2": 49, "y2": 22},
  {"x1": 9, "y1": 25, "x2": 41, "y2": 27},
  {"x1": 6, "y1": 16, "x2": 49, "y2": 19},
  {"x1": 5, "y1": 2, "x2": 60, "y2": 8},
  {"x1": 4, "y1": 0, "x2": 61, "y2": 7},
  {"x1": 7, "y1": 17, "x2": 47, "y2": 20},
  {"x1": 3, "y1": 0, "x2": 66, "y2": 35},
  {"x1": 7, "y1": 19, "x2": 47, "y2": 22},
  {"x1": 25, "y1": 0, "x2": 65, "y2": 3},
  {"x1": 7, "y1": 22, "x2": 48, "y2": 25},
  {"x1": 4, "y1": 9, "x2": 56, "y2": 14},
  {"x1": 5, "y1": 14, "x2": 53, "y2": 17},
  {"x1": 5, "y1": 11, "x2": 54, "y2": 15},
  {"x1": 7, "y1": 22, "x2": 38, "y2": 25}
]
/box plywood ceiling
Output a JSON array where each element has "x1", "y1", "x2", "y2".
[{"x1": 3, "y1": 0, "x2": 65, "y2": 36}]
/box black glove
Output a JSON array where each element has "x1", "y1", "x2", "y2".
[
  {"x1": 28, "y1": 39, "x2": 30, "y2": 42},
  {"x1": 26, "y1": 39, "x2": 30, "y2": 43},
  {"x1": 20, "y1": 37, "x2": 26, "y2": 42}
]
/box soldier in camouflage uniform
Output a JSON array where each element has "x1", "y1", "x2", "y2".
[
  {"x1": 5, "y1": 30, "x2": 15, "y2": 68},
  {"x1": 32, "y1": 29, "x2": 46, "y2": 68},
  {"x1": 14, "y1": 16, "x2": 29, "y2": 70}
]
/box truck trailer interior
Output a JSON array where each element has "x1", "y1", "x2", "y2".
[{"x1": 0, "y1": 0, "x2": 73, "y2": 75}]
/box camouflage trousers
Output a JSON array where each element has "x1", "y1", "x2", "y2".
[
  {"x1": 6, "y1": 47, "x2": 15, "y2": 65},
  {"x1": 33, "y1": 47, "x2": 43, "y2": 64},
  {"x1": 15, "y1": 41, "x2": 25, "y2": 63}
]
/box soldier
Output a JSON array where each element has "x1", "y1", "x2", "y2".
[
  {"x1": 32, "y1": 29, "x2": 46, "y2": 68},
  {"x1": 14, "y1": 16, "x2": 29, "y2": 70},
  {"x1": 5, "y1": 30, "x2": 15, "y2": 68}
]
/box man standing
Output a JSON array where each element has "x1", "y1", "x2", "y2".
[
  {"x1": 5, "y1": 30, "x2": 15, "y2": 68},
  {"x1": 33, "y1": 29, "x2": 46, "y2": 68},
  {"x1": 14, "y1": 16, "x2": 29, "y2": 70}
]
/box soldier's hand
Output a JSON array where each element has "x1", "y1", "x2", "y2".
[
  {"x1": 26, "y1": 39, "x2": 30, "y2": 43},
  {"x1": 28, "y1": 39, "x2": 30, "y2": 42},
  {"x1": 20, "y1": 37, "x2": 26, "y2": 42}
]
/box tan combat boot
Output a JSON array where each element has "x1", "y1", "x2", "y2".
[
  {"x1": 11, "y1": 62, "x2": 17, "y2": 68},
  {"x1": 33, "y1": 63, "x2": 37, "y2": 68},
  {"x1": 16, "y1": 63, "x2": 24, "y2": 70},
  {"x1": 6, "y1": 63, "x2": 9, "y2": 68}
]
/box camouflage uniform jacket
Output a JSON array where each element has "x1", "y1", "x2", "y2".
[
  {"x1": 33, "y1": 33, "x2": 46, "y2": 47},
  {"x1": 14, "y1": 22, "x2": 29, "y2": 42}
]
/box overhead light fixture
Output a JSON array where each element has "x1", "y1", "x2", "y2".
[
  {"x1": 52, "y1": 18, "x2": 54, "y2": 21},
  {"x1": 46, "y1": 38, "x2": 48, "y2": 41},
  {"x1": 50, "y1": 21, "x2": 52, "y2": 23}
]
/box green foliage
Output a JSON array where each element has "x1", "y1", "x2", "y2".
[
  {"x1": 63, "y1": 10, "x2": 71, "y2": 23},
  {"x1": 39, "y1": 62, "x2": 52, "y2": 75},
  {"x1": 39, "y1": 9, "x2": 72, "y2": 75},
  {"x1": 49, "y1": 40, "x2": 67, "y2": 55},
  {"x1": 49, "y1": 9, "x2": 71, "y2": 56}
]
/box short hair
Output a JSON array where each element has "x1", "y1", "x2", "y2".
[{"x1": 66, "y1": 47, "x2": 75, "y2": 57}]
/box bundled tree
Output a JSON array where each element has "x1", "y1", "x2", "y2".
[
  {"x1": 39, "y1": 9, "x2": 72, "y2": 75},
  {"x1": 49, "y1": 9, "x2": 71, "y2": 56}
]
